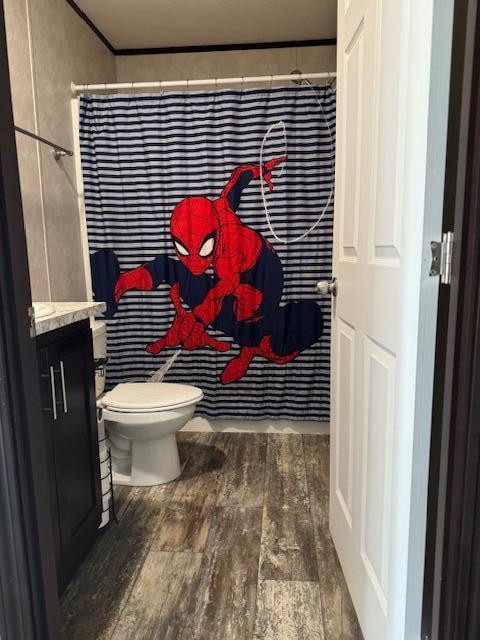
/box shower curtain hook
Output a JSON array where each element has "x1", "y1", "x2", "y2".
[
  {"x1": 215, "y1": 77, "x2": 218, "y2": 91},
  {"x1": 326, "y1": 70, "x2": 336, "y2": 90},
  {"x1": 270, "y1": 74, "x2": 274, "y2": 91}
]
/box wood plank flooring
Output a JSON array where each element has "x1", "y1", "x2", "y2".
[
  {"x1": 259, "y1": 435, "x2": 318, "y2": 582},
  {"x1": 61, "y1": 433, "x2": 362, "y2": 639}
]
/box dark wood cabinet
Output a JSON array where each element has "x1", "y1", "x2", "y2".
[{"x1": 36, "y1": 320, "x2": 101, "y2": 593}]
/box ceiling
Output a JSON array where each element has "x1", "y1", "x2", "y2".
[{"x1": 73, "y1": 0, "x2": 337, "y2": 51}]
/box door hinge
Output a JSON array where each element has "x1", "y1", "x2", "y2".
[{"x1": 430, "y1": 232, "x2": 454, "y2": 285}]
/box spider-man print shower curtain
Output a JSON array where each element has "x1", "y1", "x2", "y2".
[{"x1": 79, "y1": 85, "x2": 335, "y2": 420}]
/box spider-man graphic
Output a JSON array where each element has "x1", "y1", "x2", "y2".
[{"x1": 92, "y1": 157, "x2": 323, "y2": 384}]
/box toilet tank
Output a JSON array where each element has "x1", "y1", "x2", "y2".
[{"x1": 91, "y1": 320, "x2": 107, "y2": 398}]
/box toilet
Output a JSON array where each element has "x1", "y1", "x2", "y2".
[{"x1": 92, "y1": 321, "x2": 203, "y2": 486}]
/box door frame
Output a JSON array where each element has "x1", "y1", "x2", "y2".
[
  {"x1": 436, "y1": 0, "x2": 480, "y2": 634},
  {"x1": 0, "y1": 1, "x2": 61, "y2": 638},
  {"x1": 422, "y1": 0, "x2": 480, "y2": 637}
]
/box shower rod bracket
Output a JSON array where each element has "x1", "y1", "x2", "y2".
[{"x1": 52, "y1": 148, "x2": 70, "y2": 160}]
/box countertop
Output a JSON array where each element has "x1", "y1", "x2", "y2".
[{"x1": 33, "y1": 302, "x2": 106, "y2": 336}]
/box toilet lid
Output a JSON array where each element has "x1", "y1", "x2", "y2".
[{"x1": 101, "y1": 382, "x2": 203, "y2": 412}]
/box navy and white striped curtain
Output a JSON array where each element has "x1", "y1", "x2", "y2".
[{"x1": 79, "y1": 86, "x2": 334, "y2": 420}]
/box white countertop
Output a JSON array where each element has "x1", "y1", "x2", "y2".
[{"x1": 33, "y1": 302, "x2": 106, "y2": 336}]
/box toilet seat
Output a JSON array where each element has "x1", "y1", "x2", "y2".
[{"x1": 101, "y1": 382, "x2": 203, "y2": 413}]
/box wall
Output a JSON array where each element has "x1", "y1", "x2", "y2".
[
  {"x1": 4, "y1": 0, "x2": 115, "y2": 301},
  {"x1": 116, "y1": 45, "x2": 336, "y2": 88}
]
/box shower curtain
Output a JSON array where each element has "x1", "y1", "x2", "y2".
[{"x1": 79, "y1": 85, "x2": 335, "y2": 420}]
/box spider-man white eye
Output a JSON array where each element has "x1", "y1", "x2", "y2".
[
  {"x1": 174, "y1": 239, "x2": 189, "y2": 256},
  {"x1": 199, "y1": 235, "x2": 215, "y2": 257}
]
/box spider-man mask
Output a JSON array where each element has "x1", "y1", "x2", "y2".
[{"x1": 170, "y1": 197, "x2": 219, "y2": 275}]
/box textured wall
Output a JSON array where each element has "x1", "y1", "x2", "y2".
[
  {"x1": 4, "y1": 0, "x2": 115, "y2": 301},
  {"x1": 116, "y1": 46, "x2": 336, "y2": 89}
]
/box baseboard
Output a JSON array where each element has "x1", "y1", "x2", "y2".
[{"x1": 182, "y1": 416, "x2": 329, "y2": 435}]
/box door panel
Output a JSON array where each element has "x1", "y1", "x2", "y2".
[
  {"x1": 330, "y1": 0, "x2": 455, "y2": 637},
  {"x1": 339, "y1": 21, "x2": 364, "y2": 263},
  {"x1": 361, "y1": 337, "x2": 395, "y2": 611},
  {"x1": 336, "y1": 319, "x2": 355, "y2": 528},
  {"x1": 52, "y1": 331, "x2": 99, "y2": 552},
  {"x1": 47, "y1": 327, "x2": 101, "y2": 590},
  {"x1": 36, "y1": 322, "x2": 101, "y2": 592}
]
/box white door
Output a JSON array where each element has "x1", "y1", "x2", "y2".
[{"x1": 329, "y1": 0, "x2": 455, "y2": 638}]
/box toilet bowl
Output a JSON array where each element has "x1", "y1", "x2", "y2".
[{"x1": 101, "y1": 382, "x2": 203, "y2": 486}]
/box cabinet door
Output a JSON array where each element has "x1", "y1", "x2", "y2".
[{"x1": 50, "y1": 328, "x2": 101, "y2": 587}]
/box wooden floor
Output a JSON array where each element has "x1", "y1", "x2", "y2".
[{"x1": 61, "y1": 433, "x2": 362, "y2": 640}]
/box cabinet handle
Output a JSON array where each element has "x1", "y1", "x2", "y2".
[
  {"x1": 49, "y1": 366, "x2": 57, "y2": 421},
  {"x1": 59, "y1": 360, "x2": 68, "y2": 414}
]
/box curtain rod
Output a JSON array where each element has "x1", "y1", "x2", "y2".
[
  {"x1": 71, "y1": 72, "x2": 336, "y2": 94},
  {"x1": 14, "y1": 125, "x2": 73, "y2": 158}
]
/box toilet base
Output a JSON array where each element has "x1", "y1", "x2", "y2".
[{"x1": 112, "y1": 433, "x2": 181, "y2": 486}]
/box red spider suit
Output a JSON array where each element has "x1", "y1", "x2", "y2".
[{"x1": 113, "y1": 156, "x2": 323, "y2": 384}]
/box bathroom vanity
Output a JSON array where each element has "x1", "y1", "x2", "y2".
[{"x1": 34, "y1": 302, "x2": 105, "y2": 592}]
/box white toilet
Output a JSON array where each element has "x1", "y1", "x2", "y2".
[{"x1": 92, "y1": 321, "x2": 203, "y2": 486}]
